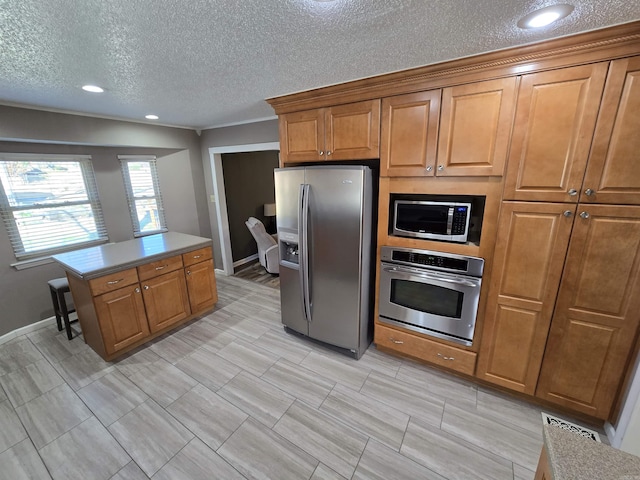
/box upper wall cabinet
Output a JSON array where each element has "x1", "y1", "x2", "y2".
[
  {"x1": 279, "y1": 100, "x2": 380, "y2": 163},
  {"x1": 503, "y1": 63, "x2": 609, "y2": 202},
  {"x1": 380, "y1": 90, "x2": 441, "y2": 177},
  {"x1": 581, "y1": 56, "x2": 640, "y2": 205},
  {"x1": 380, "y1": 77, "x2": 517, "y2": 177}
]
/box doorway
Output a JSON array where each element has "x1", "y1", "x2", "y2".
[{"x1": 208, "y1": 142, "x2": 280, "y2": 276}]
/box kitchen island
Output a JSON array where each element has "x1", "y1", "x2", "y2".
[
  {"x1": 535, "y1": 424, "x2": 640, "y2": 479},
  {"x1": 52, "y1": 232, "x2": 218, "y2": 360}
]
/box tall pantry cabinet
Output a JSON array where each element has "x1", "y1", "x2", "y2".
[{"x1": 477, "y1": 57, "x2": 640, "y2": 419}]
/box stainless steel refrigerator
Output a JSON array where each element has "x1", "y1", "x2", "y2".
[{"x1": 274, "y1": 165, "x2": 374, "y2": 359}]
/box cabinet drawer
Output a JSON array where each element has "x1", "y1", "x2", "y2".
[
  {"x1": 182, "y1": 247, "x2": 212, "y2": 267},
  {"x1": 89, "y1": 268, "x2": 139, "y2": 296},
  {"x1": 138, "y1": 255, "x2": 183, "y2": 281},
  {"x1": 375, "y1": 323, "x2": 477, "y2": 376}
]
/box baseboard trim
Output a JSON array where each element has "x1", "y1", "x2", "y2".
[
  {"x1": 604, "y1": 422, "x2": 617, "y2": 446},
  {"x1": 233, "y1": 254, "x2": 258, "y2": 269},
  {"x1": 0, "y1": 317, "x2": 57, "y2": 346}
]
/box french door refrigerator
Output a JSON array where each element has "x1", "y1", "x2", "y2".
[{"x1": 274, "y1": 165, "x2": 374, "y2": 359}]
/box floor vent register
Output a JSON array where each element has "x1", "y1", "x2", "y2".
[{"x1": 542, "y1": 412, "x2": 601, "y2": 442}]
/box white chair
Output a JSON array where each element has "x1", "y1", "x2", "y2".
[{"x1": 245, "y1": 217, "x2": 279, "y2": 274}]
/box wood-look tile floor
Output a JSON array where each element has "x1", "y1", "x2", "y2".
[{"x1": 0, "y1": 274, "x2": 586, "y2": 480}]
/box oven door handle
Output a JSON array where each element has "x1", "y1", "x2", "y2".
[{"x1": 382, "y1": 266, "x2": 480, "y2": 288}]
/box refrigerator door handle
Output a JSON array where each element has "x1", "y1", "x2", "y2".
[{"x1": 299, "y1": 183, "x2": 312, "y2": 322}]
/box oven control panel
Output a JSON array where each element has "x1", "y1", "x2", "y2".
[{"x1": 381, "y1": 246, "x2": 484, "y2": 277}]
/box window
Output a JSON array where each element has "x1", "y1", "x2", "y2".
[
  {"x1": 119, "y1": 156, "x2": 167, "y2": 236},
  {"x1": 0, "y1": 154, "x2": 108, "y2": 260}
]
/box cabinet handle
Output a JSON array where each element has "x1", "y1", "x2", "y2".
[
  {"x1": 106, "y1": 279, "x2": 123, "y2": 285},
  {"x1": 155, "y1": 265, "x2": 167, "y2": 271},
  {"x1": 437, "y1": 165, "x2": 444, "y2": 172},
  {"x1": 426, "y1": 165, "x2": 433, "y2": 172},
  {"x1": 437, "y1": 353, "x2": 454, "y2": 361},
  {"x1": 135, "y1": 287, "x2": 140, "y2": 293},
  {"x1": 192, "y1": 255, "x2": 202, "y2": 259},
  {"x1": 584, "y1": 188, "x2": 595, "y2": 196},
  {"x1": 143, "y1": 285, "x2": 149, "y2": 290},
  {"x1": 319, "y1": 150, "x2": 324, "y2": 156},
  {"x1": 568, "y1": 189, "x2": 578, "y2": 196},
  {"x1": 563, "y1": 210, "x2": 573, "y2": 217},
  {"x1": 579, "y1": 211, "x2": 590, "y2": 219},
  {"x1": 186, "y1": 270, "x2": 191, "y2": 276},
  {"x1": 389, "y1": 337, "x2": 404, "y2": 344}
]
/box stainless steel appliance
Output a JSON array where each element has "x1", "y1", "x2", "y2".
[
  {"x1": 378, "y1": 246, "x2": 484, "y2": 346},
  {"x1": 393, "y1": 200, "x2": 471, "y2": 243},
  {"x1": 275, "y1": 165, "x2": 374, "y2": 359}
]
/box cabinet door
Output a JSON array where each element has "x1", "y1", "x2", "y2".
[
  {"x1": 185, "y1": 259, "x2": 218, "y2": 313},
  {"x1": 380, "y1": 90, "x2": 440, "y2": 177},
  {"x1": 536, "y1": 204, "x2": 640, "y2": 419},
  {"x1": 279, "y1": 109, "x2": 325, "y2": 163},
  {"x1": 503, "y1": 63, "x2": 608, "y2": 202},
  {"x1": 581, "y1": 56, "x2": 640, "y2": 205},
  {"x1": 325, "y1": 100, "x2": 380, "y2": 160},
  {"x1": 94, "y1": 284, "x2": 149, "y2": 355},
  {"x1": 141, "y1": 270, "x2": 191, "y2": 333},
  {"x1": 476, "y1": 202, "x2": 575, "y2": 394},
  {"x1": 437, "y1": 77, "x2": 517, "y2": 176}
]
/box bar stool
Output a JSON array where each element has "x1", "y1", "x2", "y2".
[{"x1": 48, "y1": 277, "x2": 78, "y2": 340}]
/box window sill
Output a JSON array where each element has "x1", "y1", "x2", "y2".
[{"x1": 11, "y1": 256, "x2": 56, "y2": 270}]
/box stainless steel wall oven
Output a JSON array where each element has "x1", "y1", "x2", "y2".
[{"x1": 378, "y1": 246, "x2": 484, "y2": 346}]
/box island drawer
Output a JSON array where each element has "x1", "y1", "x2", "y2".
[
  {"x1": 89, "y1": 268, "x2": 139, "y2": 296},
  {"x1": 137, "y1": 255, "x2": 183, "y2": 281},
  {"x1": 182, "y1": 246, "x2": 212, "y2": 267},
  {"x1": 375, "y1": 323, "x2": 477, "y2": 376}
]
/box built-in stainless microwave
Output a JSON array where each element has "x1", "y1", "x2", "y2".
[{"x1": 393, "y1": 200, "x2": 471, "y2": 243}]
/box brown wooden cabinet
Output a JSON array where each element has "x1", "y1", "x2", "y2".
[
  {"x1": 534, "y1": 448, "x2": 552, "y2": 480},
  {"x1": 141, "y1": 269, "x2": 191, "y2": 333},
  {"x1": 536, "y1": 204, "x2": 640, "y2": 418},
  {"x1": 380, "y1": 77, "x2": 516, "y2": 177},
  {"x1": 503, "y1": 63, "x2": 609, "y2": 202},
  {"x1": 93, "y1": 283, "x2": 149, "y2": 356},
  {"x1": 185, "y1": 259, "x2": 217, "y2": 313},
  {"x1": 476, "y1": 202, "x2": 575, "y2": 394},
  {"x1": 279, "y1": 100, "x2": 380, "y2": 163},
  {"x1": 67, "y1": 246, "x2": 217, "y2": 360},
  {"x1": 581, "y1": 56, "x2": 640, "y2": 205},
  {"x1": 380, "y1": 90, "x2": 441, "y2": 177}
]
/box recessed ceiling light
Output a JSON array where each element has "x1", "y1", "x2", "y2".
[
  {"x1": 145, "y1": 114, "x2": 159, "y2": 120},
  {"x1": 82, "y1": 85, "x2": 104, "y2": 93},
  {"x1": 517, "y1": 4, "x2": 574, "y2": 29}
]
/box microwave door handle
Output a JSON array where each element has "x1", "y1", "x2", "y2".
[
  {"x1": 447, "y1": 207, "x2": 454, "y2": 235},
  {"x1": 299, "y1": 184, "x2": 312, "y2": 322},
  {"x1": 382, "y1": 266, "x2": 479, "y2": 288}
]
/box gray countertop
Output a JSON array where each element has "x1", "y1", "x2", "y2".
[
  {"x1": 52, "y1": 232, "x2": 212, "y2": 279},
  {"x1": 544, "y1": 424, "x2": 640, "y2": 479}
]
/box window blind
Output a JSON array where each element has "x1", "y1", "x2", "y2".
[
  {"x1": 0, "y1": 154, "x2": 109, "y2": 260},
  {"x1": 119, "y1": 156, "x2": 167, "y2": 237}
]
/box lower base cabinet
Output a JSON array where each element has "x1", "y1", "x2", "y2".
[
  {"x1": 478, "y1": 203, "x2": 640, "y2": 420},
  {"x1": 534, "y1": 448, "x2": 552, "y2": 480},
  {"x1": 69, "y1": 246, "x2": 217, "y2": 360},
  {"x1": 375, "y1": 323, "x2": 477, "y2": 376}
]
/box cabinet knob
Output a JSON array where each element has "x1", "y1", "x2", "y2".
[
  {"x1": 186, "y1": 270, "x2": 191, "y2": 276},
  {"x1": 568, "y1": 189, "x2": 578, "y2": 196},
  {"x1": 579, "y1": 211, "x2": 590, "y2": 219},
  {"x1": 426, "y1": 165, "x2": 433, "y2": 172},
  {"x1": 318, "y1": 150, "x2": 324, "y2": 156},
  {"x1": 563, "y1": 210, "x2": 573, "y2": 217},
  {"x1": 135, "y1": 287, "x2": 140, "y2": 293},
  {"x1": 143, "y1": 285, "x2": 149, "y2": 290},
  {"x1": 326, "y1": 151, "x2": 332, "y2": 156},
  {"x1": 437, "y1": 165, "x2": 444, "y2": 172},
  {"x1": 584, "y1": 188, "x2": 595, "y2": 196}
]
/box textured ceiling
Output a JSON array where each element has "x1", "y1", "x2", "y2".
[{"x1": 0, "y1": 0, "x2": 638, "y2": 129}]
